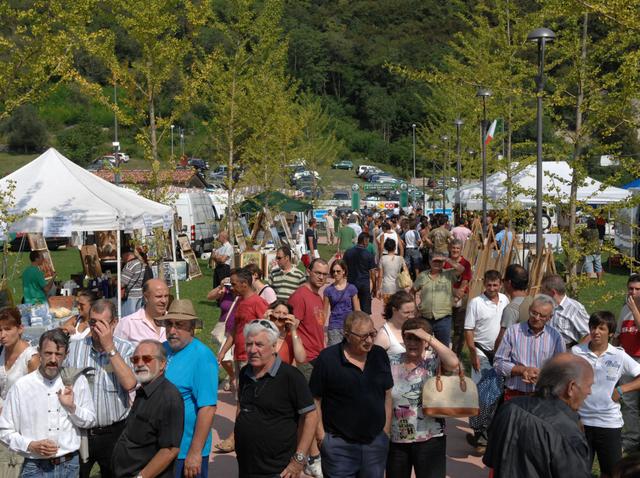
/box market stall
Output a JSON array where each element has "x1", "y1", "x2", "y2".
[{"x1": 0, "y1": 147, "x2": 177, "y2": 318}]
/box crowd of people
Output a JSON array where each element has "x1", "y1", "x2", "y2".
[{"x1": 3, "y1": 208, "x2": 640, "y2": 478}]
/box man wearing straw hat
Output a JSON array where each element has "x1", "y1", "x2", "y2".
[{"x1": 156, "y1": 299, "x2": 218, "y2": 478}]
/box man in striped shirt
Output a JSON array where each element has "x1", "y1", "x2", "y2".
[
  {"x1": 269, "y1": 245, "x2": 306, "y2": 302},
  {"x1": 541, "y1": 274, "x2": 590, "y2": 348},
  {"x1": 494, "y1": 294, "x2": 565, "y2": 400},
  {"x1": 65, "y1": 299, "x2": 137, "y2": 478}
]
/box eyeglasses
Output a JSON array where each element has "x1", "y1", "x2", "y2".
[
  {"x1": 348, "y1": 330, "x2": 377, "y2": 341},
  {"x1": 311, "y1": 270, "x2": 328, "y2": 277},
  {"x1": 250, "y1": 319, "x2": 279, "y2": 333},
  {"x1": 130, "y1": 355, "x2": 160, "y2": 365},
  {"x1": 529, "y1": 310, "x2": 551, "y2": 320},
  {"x1": 159, "y1": 320, "x2": 193, "y2": 331}
]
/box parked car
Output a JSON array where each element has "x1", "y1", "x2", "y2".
[
  {"x1": 357, "y1": 164, "x2": 377, "y2": 177},
  {"x1": 332, "y1": 160, "x2": 354, "y2": 170},
  {"x1": 376, "y1": 176, "x2": 400, "y2": 184},
  {"x1": 301, "y1": 186, "x2": 323, "y2": 199},
  {"x1": 188, "y1": 158, "x2": 209, "y2": 170},
  {"x1": 368, "y1": 173, "x2": 393, "y2": 183},
  {"x1": 362, "y1": 168, "x2": 384, "y2": 181},
  {"x1": 332, "y1": 190, "x2": 350, "y2": 201},
  {"x1": 292, "y1": 170, "x2": 321, "y2": 182}
]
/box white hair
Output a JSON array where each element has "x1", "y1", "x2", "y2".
[
  {"x1": 243, "y1": 321, "x2": 279, "y2": 346},
  {"x1": 531, "y1": 293, "x2": 556, "y2": 309}
]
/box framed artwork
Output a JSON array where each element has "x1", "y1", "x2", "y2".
[{"x1": 80, "y1": 245, "x2": 102, "y2": 278}]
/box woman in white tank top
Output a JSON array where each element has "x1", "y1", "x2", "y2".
[
  {"x1": 0, "y1": 307, "x2": 39, "y2": 477},
  {"x1": 375, "y1": 291, "x2": 417, "y2": 355}
]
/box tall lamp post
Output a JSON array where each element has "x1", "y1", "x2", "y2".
[
  {"x1": 412, "y1": 123, "x2": 417, "y2": 181},
  {"x1": 454, "y1": 119, "x2": 463, "y2": 221},
  {"x1": 170, "y1": 124, "x2": 175, "y2": 160},
  {"x1": 528, "y1": 27, "x2": 555, "y2": 257},
  {"x1": 441, "y1": 135, "x2": 449, "y2": 214},
  {"x1": 476, "y1": 88, "x2": 492, "y2": 236},
  {"x1": 430, "y1": 144, "x2": 438, "y2": 212}
]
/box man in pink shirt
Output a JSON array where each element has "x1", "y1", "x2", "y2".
[
  {"x1": 115, "y1": 278, "x2": 169, "y2": 346},
  {"x1": 451, "y1": 217, "x2": 472, "y2": 244}
]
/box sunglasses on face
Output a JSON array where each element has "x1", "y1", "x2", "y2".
[
  {"x1": 161, "y1": 321, "x2": 192, "y2": 331},
  {"x1": 331, "y1": 269, "x2": 344, "y2": 275},
  {"x1": 250, "y1": 319, "x2": 279, "y2": 333},
  {"x1": 130, "y1": 355, "x2": 159, "y2": 365}
]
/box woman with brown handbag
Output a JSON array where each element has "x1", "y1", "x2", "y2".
[{"x1": 386, "y1": 318, "x2": 459, "y2": 478}]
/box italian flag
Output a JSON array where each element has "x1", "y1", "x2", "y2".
[{"x1": 485, "y1": 119, "x2": 500, "y2": 145}]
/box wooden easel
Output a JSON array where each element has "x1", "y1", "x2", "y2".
[
  {"x1": 528, "y1": 245, "x2": 556, "y2": 296},
  {"x1": 462, "y1": 218, "x2": 483, "y2": 266},
  {"x1": 28, "y1": 233, "x2": 56, "y2": 279},
  {"x1": 468, "y1": 225, "x2": 500, "y2": 300}
]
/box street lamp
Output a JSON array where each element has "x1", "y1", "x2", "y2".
[
  {"x1": 180, "y1": 128, "x2": 185, "y2": 157},
  {"x1": 441, "y1": 135, "x2": 449, "y2": 214},
  {"x1": 412, "y1": 123, "x2": 417, "y2": 180},
  {"x1": 476, "y1": 88, "x2": 492, "y2": 236},
  {"x1": 454, "y1": 119, "x2": 464, "y2": 221},
  {"x1": 528, "y1": 27, "x2": 556, "y2": 257},
  {"x1": 170, "y1": 124, "x2": 175, "y2": 159},
  {"x1": 430, "y1": 144, "x2": 438, "y2": 211}
]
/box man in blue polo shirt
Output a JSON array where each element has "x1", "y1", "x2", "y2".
[{"x1": 158, "y1": 299, "x2": 218, "y2": 478}]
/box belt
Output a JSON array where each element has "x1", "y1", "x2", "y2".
[
  {"x1": 31, "y1": 451, "x2": 77, "y2": 466},
  {"x1": 87, "y1": 420, "x2": 126, "y2": 437}
]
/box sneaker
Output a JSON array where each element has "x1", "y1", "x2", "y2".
[{"x1": 304, "y1": 455, "x2": 323, "y2": 478}]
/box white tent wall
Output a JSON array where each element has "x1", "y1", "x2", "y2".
[
  {"x1": 0, "y1": 148, "x2": 180, "y2": 316},
  {"x1": 459, "y1": 161, "x2": 631, "y2": 209}
]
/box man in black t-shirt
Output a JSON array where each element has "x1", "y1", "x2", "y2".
[
  {"x1": 343, "y1": 233, "x2": 376, "y2": 314},
  {"x1": 235, "y1": 320, "x2": 318, "y2": 477},
  {"x1": 306, "y1": 218, "x2": 319, "y2": 259}
]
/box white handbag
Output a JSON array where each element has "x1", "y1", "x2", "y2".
[{"x1": 422, "y1": 364, "x2": 480, "y2": 418}]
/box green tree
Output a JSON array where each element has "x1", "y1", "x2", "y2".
[
  {"x1": 2, "y1": 105, "x2": 48, "y2": 153},
  {"x1": 57, "y1": 119, "x2": 104, "y2": 165}
]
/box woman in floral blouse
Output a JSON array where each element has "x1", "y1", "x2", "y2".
[{"x1": 387, "y1": 317, "x2": 459, "y2": 478}]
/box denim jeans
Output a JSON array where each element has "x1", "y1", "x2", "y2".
[
  {"x1": 174, "y1": 457, "x2": 208, "y2": 478},
  {"x1": 621, "y1": 356, "x2": 640, "y2": 453},
  {"x1": 426, "y1": 316, "x2": 452, "y2": 347},
  {"x1": 321, "y1": 431, "x2": 389, "y2": 478},
  {"x1": 21, "y1": 454, "x2": 79, "y2": 478}
]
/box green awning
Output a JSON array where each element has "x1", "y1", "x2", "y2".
[{"x1": 238, "y1": 191, "x2": 313, "y2": 213}]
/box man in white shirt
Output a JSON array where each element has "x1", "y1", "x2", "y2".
[
  {"x1": 541, "y1": 274, "x2": 590, "y2": 348},
  {"x1": 347, "y1": 215, "x2": 362, "y2": 237},
  {"x1": 212, "y1": 230, "x2": 234, "y2": 287},
  {"x1": 0, "y1": 329, "x2": 96, "y2": 476},
  {"x1": 464, "y1": 269, "x2": 509, "y2": 451}
]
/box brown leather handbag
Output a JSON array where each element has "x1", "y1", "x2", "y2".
[{"x1": 422, "y1": 364, "x2": 480, "y2": 418}]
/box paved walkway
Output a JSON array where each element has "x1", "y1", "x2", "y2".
[{"x1": 207, "y1": 290, "x2": 488, "y2": 477}]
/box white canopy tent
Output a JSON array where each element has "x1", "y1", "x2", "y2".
[
  {"x1": 459, "y1": 161, "x2": 631, "y2": 210},
  {"x1": 0, "y1": 148, "x2": 179, "y2": 316}
]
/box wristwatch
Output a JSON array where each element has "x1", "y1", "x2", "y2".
[
  {"x1": 292, "y1": 451, "x2": 306, "y2": 465},
  {"x1": 107, "y1": 349, "x2": 117, "y2": 358}
]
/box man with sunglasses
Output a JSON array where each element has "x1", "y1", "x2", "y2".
[
  {"x1": 310, "y1": 311, "x2": 393, "y2": 477},
  {"x1": 112, "y1": 339, "x2": 184, "y2": 478},
  {"x1": 268, "y1": 246, "x2": 306, "y2": 302},
  {"x1": 157, "y1": 299, "x2": 218, "y2": 478},
  {"x1": 64, "y1": 299, "x2": 137, "y2": 478},
  {"x1": 494, "y1": 294, "x2": 566, "y2": 401}
]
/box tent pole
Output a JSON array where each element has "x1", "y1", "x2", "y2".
[
  {"x1": 116, "y1": 228, "x2": 122, "y2": 319},
  {"x1": 171, "y1": 224, "x2": 180, "y2": 299}
]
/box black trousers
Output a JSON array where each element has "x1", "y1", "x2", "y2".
[
  {"x1": 386, "y1": 436, "x2": 446, "y2": 478},
  {"x1": 584, "y1": 425, "x2": 622, "y2": 477},
  {"x1": 355, "y1": 284, "x2": 372, "y2": 314},
  {"x1": 80, "y1": 421, "x2": 126, "y2": 478}
]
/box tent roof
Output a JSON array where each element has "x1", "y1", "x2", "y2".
[
  {"x1": 0, "y1": 148, "x2": 173, "y2": 233},
  {"x1": 239, "y1": 191, "x2": 312, "y2": 213},
  {"x1": 459, "y1": 161, "x2": 631, "y2": 209},
  {"x1": 623, "y1": 178, "x2": 640, "y2": 190}
]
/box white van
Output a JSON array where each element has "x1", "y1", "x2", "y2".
[{"x1": 173, "y1": 191, "x2": 219, "y2": 254}]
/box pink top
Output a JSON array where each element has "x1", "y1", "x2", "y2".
[
  {"x1": 115, "y1": 307, "x2": 167, "y2": 347},
  {"x1": 451, "y1": 226, "x2": 472, "y2": 243}
]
